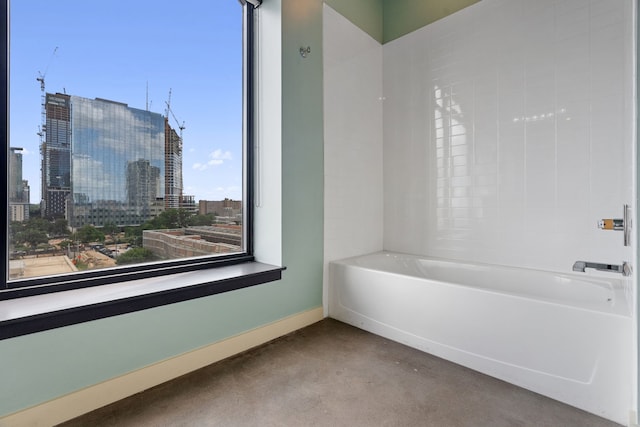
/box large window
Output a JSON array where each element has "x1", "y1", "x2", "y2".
[{"x1": 2, "y1": 1, "x2": 263, "y2": 300}]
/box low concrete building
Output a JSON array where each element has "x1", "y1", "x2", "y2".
[{"x1": 143, "y1": 228, "x2": 241, "y2": 259}]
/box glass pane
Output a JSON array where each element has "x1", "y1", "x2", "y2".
[{"x1": 8, "y1": 1, "x2": 244, "y2": 281}]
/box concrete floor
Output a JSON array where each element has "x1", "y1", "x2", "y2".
[{"x1": 59, "y1": 319, "x2": 620, "y2": 427}]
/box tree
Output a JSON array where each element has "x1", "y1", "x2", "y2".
[
  {"x1": 155, "y1": 208, "x2": 192, "y2": 229},
  {"x1": 124, "y1": 226, "x2": 143, "y2": 247},
  {"x1": 15, "y1": 229, "x2": 49, "y2": 249},
  {"x1": 9, "y1": 221, "x2": 24, "y2": 240},
  {"x1": 51, "y1": 218, "x2": 70, "y2": 237},
  {"x1": 102, "y1": 221, "x2": 120, "y2": 243},
  {"x1": 116, "y1": 247, "x2": 156, "y2": 265},
  {"x1": 58, "y1": 239, "x2": 74, "y2": 249},
  {"x1": 188, "y1": 213, "x2": 215, "y2": 226},
  {"x1": 73, "y1": 225, "x2": 105, "y2": 244},
  {"x1": 27, "y1": 217, "x2": 51, "y2": 234},
  {"x1": 103, "y1": 221, "x2": 118, "y2": 237}
]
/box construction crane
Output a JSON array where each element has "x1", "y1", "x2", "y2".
[
  {"x1": 167, "y1": 106, "x2": 186, "y2": 140},
  {"x1": 37, "y1": 47, "x2": 58, "y2": 93},
  {"x1": 165, "y1": 87, "x2": 173, "y2": 123},
  {"x1": 165, "y1": 88, "x2": 186, "y2": 139},
  {"x1": 164, "y1": 89, "x2": 186, "y2": 210},
  {"x1": 36, "y1": 47, "x2": 58, "y2": 145}
]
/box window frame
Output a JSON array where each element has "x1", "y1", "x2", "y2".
[{"x1": 0, "y1": 0, "x2": 281, "y2": 339}]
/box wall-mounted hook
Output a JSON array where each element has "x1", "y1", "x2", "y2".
[{"x1": 299, "y1": 46, "x2": 311, "y2": 58}]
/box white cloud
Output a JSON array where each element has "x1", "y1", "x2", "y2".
[
  {"x1": 209, "y1": 149, "x2": 232, "y2": 161},
  {"x1": 192, "y1": 149, "x2": 234, "y2": 171}
]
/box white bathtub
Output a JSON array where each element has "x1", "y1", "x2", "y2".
[{"x1": 328, "y1": 251, "x2": 634, "y2": 425}]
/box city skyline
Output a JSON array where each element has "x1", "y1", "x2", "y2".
[{"x1": 9, "y1": 1, "x2": 244, "y2": 205}]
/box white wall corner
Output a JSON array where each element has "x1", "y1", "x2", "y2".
[
  {"x1": 322, "y1": 4, "x2": 384, "y2": 316},
  {"x1": 254, "y1": 0, "x2": 283, "y2": 267}
]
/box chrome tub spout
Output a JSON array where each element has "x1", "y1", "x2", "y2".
[{"x1": 572, "y1": 261, "x2": 632, "y2": 277}]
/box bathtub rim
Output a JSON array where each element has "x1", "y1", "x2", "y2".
[{"x1": 329, "y1": 250, "x2": 632, "y2": 318}]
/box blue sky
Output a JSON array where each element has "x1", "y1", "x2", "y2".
[{"x1": 10, "y1": 1, "x2": 243, "y2": 204}]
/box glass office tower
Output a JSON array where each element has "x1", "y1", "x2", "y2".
[
  {"x1": 42, "y1": 93, "x2": 174, "y2": 228},
  {"x1": 9, "y1": 147, "x2": 30, "y2": 222}
]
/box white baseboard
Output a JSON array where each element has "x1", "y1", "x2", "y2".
[{"x1": 0, "y1": 307, "x2": 324, "y2": 427}]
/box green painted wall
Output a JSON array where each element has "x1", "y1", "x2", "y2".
[
  {"x1": 325, "y1": 0, "x2": 383, "y2": 43},
  {"x1": 322, "y1": 0, "x2": 480, "y2": 44},
  {"x1": 1, "y1": 285, "x2": 311, "y2": 415},
  {"x1": 382, "y1": 0, "x2": 481, "y2": 43},
  {"x1": 0, "y1": 0, "x2": 325, "y2": 418},
  {"x1": 282, "y1": 0, "x2": 325, "y2": 313}
]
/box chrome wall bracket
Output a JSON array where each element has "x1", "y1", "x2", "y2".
[
  {"x1": 598, "y1": 204, "x2": 632, "y2": 247},
  {"x1": 623, "y1": 204, "x2": 631, "y2": 246}
]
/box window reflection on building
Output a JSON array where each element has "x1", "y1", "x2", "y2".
[
  {"x1": 41, "y1": 93, "x2": 182, "y2": 228},
  {"x1": 433, "y1": 84, "x2": 470, "y2": 241}
]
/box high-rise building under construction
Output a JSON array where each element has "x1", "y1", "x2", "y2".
[{"x1": 41, "y1": 93, "x2": 184, "y2": 228}]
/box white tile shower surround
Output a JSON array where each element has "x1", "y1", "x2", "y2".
[
  {"x1": 323, "y1": 4, "x2": 383, "y2": 302},
  {"x1": 323, "y1": 0, "x2": 636, "y2": 424},
  {"x1": 383, "y1": 0, "x2": 635, "y2": 274}
]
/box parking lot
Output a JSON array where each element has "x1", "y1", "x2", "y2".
[{"x1": 9, "y1": 255, "x2": 78, "y2": 278}]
